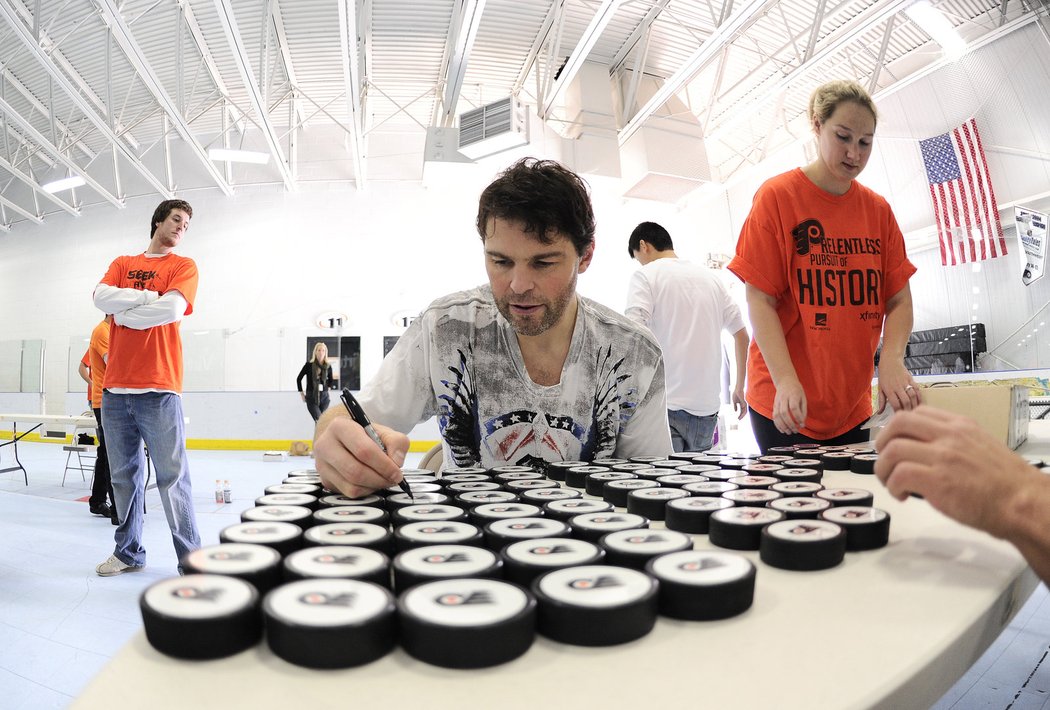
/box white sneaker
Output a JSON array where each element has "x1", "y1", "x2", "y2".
[{"x1": 96, "y1": 554, "x2": 143, "y2": 577}]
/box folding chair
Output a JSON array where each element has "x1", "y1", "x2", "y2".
[{"x1": 62, "y1": 415, "x2": 97, "y2": 486}]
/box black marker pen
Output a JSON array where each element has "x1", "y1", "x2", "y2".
[{"x1": 340, "y1": 388, "x2": 413, "y2": 500}]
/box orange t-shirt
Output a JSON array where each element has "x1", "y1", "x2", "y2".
[
  {"x1": 727, "y1": 168, "x2": 916, "y2": 439},
  {"x1": 87, "y1": 319, "x2": 110, "y2": 408},
  {"x1": 100, "y1": 252, "x2": 198, "y2": 393}
]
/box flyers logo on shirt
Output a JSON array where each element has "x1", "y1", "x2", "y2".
[{"x1": 791, "y1": 218, "x2": 885, "y2": 318}]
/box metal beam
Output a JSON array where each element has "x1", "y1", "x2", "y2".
[
  {"x1": 618, "y1": 0, "x2": 775, "y2": 146},
  {"x1": 704, "y1": 0, "x2": 911, "y2": 143},
  {"x1": 0, "y1": 1, "x2": 166, "y2": 203},
  {"x1": 513, "y1": 0, "x2": 565, "y2": 94},
  {"x1": 541, "y1": 0, "x2": 621, "y2": 119},
  {"x1": 212, "y1": 0, "x2": 295, "y2": 191},
  {"x1": 438, "y1": 0, "x2": 487, "y2": 128},
  {"x1": 0, "y1": 190, "x2": 42, "y2": 223},
  {"x1": 610, "y1": 0, "x2": 671, "y2": 74},
  {"x1": 0, "y1": 94, "x2": 122, "y2": 207},
  {"x1": 95, "y1": 0, "x2": 232, "y2": 196},
  {"x1": 0, "y1": 153, "x2": 78, "y2": 216},
  {"x1": 336, "y1": 0, "x2": 366, "y2": 187}
]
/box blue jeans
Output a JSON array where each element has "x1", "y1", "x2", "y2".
[
  {"x1": 102, "y1": 391, "x2": 201, "y2": 569},
  {"x1": 667, "y1": 409, "x2": 718, "y2": 453}
]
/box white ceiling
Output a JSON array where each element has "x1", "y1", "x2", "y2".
[{"x1": 0, "y1": 0, "x2": 1043, "y2": 232}]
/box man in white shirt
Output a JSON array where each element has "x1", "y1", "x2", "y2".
[
  {"x1": 626, "y1": 221, "x2": 749, "y2": 452},
  {"x1": 314, "y1": 159, "x2": 672, "y2": 497}
]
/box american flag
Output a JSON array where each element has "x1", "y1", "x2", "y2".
[{"x1": 919, "y1": 118, "x2": 1006, "y2": 266}]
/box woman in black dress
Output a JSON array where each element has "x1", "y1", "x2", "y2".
[{"x1": 297, "y1": 342, "x2": 334, "y2": 421}]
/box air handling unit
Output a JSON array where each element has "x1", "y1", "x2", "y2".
[{"x1": 458, "y1": 97, "x2": 529, "y2": 160}]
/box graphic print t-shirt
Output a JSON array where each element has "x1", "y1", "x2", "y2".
[
  {"x1": 360, "y1": 286, "x2": 672, "y2": 469},
  {"x1": 727, "y1": 168, "x2": 916, "y2": 439}
]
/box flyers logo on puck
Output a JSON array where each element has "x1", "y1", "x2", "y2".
[
  {"x1": 435, "y1": 591, "x2": 493, "y2": 606},
  {"x1": 171, "y1": 586, "x2": 223, "y2": 601},
  {"x1": 528, "y1": 545, "x2": 572, "y2": 555},
  {"x1": 509, "y1": 522, "x2": 544, "y2": 530},
  {"x1": 568, "y1": 575, "x2": 620, "y2": 590},
  {"x1": 423, "y1": 553, "x2": 470, "y2": 564},
  {"x1": 679, "y1": 558, "x2": 726, "y2": 572},
  {"x1": 315, "y1": 554, "x2": 358, "y2": 565},
  {"x1": 210, "y1": 551, "x2": 252, "y2": 561},
  {"x1": 626, "y1": 535, "x2": 665, "y2": 544},
  {"x1": 420, "y1": 526, "x2": 456, "y2": 534},
  {"x1": 299, "y1": 592, "x2": 356, "y2": 607}
]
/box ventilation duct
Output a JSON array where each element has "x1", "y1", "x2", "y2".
[
  {"x1": 620, "y1": 115, "x2": 711, "y2": 203},
  {"x1": 458, "y1": 97, "x2": 529, "y2": 160}
]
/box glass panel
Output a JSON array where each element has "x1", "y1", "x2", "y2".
[{"x1": 20, "y1": 340, "x2": 43, "y2": 393}]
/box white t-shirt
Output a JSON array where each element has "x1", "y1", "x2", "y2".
[
  {"x1": 361, "y1": 285, "x2": 672, "y2": 469},
  {"x1": 625, "y1": 258, "x2": 746, "y2": 416}
]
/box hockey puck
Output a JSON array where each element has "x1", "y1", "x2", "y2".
[
  {"x1": 392, "y1": 504, "x2": 467, "y2": 527},
  {"x1": 772, "y1": 467, "x2": 823, "y2": 483},
  {"x1": 282, "y1": 545, "x2": 390, "y2": 586},
  {"x1": 727, "y1": 475, "x2": 779, "y2": 489},
  {"x1": 569, "y1": 511, "x2": 650, "y2": 543},
  {"x1": 385, "y1": 492, "x2": 450, "y2": 509},
  {"x1": 850, "y1": 454, "x2": 879, "y2": 475},
  {"x1": 782, "y1": 458, "x2": 823, "y2": 469},
  {"x1": 565, "y1": 465, "x2": 610, "y2": 489},
  {"x1": 544, "y1": 460, "x2": 590, "y2": 482},
  {"x1": 599, "y1": 528, "x2": 692, "y2": 570},
  {"x1": 313, "y1": 505, "x2": 390, "y2": 527},
  {"x1": 241, "y1": 504, "x2": 314, "y2": 530},
  {"x1": 264, "y1": 578, "x2": 396, "y2": 668},
  {"x1": 543, "y1": 498, "x2": 613, "y2": 521},
  {"x1": 392, "y1": 544, "x2": 502, "y2": 591},
  {"x1": 440, "y1": 473, "x2": 492, "y2": 484},
  {"x1": 484, "y1": 517, "x2": 571, "y2": 551},
  {"x1": 759, "y1": 519, "x2": 846, "y2": 571},
  {"x1": 532, "y1": 565, "x2": 658, "y2": 646},
  {"x1": 489, "y1": 465, "x2": 538, "y2": 475},
  {"x1": 708, "y1": 507, "x2": 785, "y2": 550},
  {"x1": 265, "y1": 483, "x2": 321, "y2": 498},
  {"x1": 441, "y1": 466, "x2": 489, "y2": 476},
  {"x1": 767, "y1": 496, "x2": 832, "y2": 519},
  {"x1": 683, "y1": 480, "x2": 739, "y2": 497},
  {"x1": 815, "y1": 488, "x2": 875, "y2": 507},
  {"x1": 304, "y1": 522, "x2": 393, "y2": 554},
  {"x1": 181, "y1": 543, "x2": 283, "y2": 594},
  {"x1": 655, "y1": 473, "x2": 711, "y2": 488},
  {"x1": 585, "y1": 471, "x2": 637, "y2": 497},
  {"x1": 140, "y1": 574, "x2": 261, "y2": 659},
  {"x1": 455, "y1": 491, "x2": 519, "y2": 507},
  {"x1": 446, "y1": 481, "x2": 503, "y2": 495},
  {"x1": 722, "y1": 488, "x2": 783, "y2": 507},
  {"x1": 504, "y1": 479, "x2": 560, "y2": 493},
  {"x1": 664, "y1": 496, "x2": 735, "y2": 534},
  {"x1": 820, "y1": 452, "x2": 855, "y2": 470},
  {"x1": 626, "y1": 487, "x2": 690, "y2": 520},
  {"x1": 220, "y1": 521, "x2": 302, "y2": 557},
  {"x1": 255, "y1": 493, "x2": 319, "y2": 511},
  {"x1": 469, "y1": 502, "x2": 544, "y2": 526},
  {"x1": 592, "y1": 458, "x2": 628, "y2": 467},
  {"x1": 602, "y1": 478, "x2": 659, "y2": 507},
  {"x1": 646, "y1": 551, "x2": 756, "y2": 620},
  {"x1": 398, "y1": 578, "x2": 536, "y2": 668},
  {"x1": 521, "y1": 487, "x2": 581, "y2": 504},
  {"x1": 820, "y1": 506, "x2": 891, "y2": 550},
  {"x1": 770, "y1": 481, "x2": 824, "y2": 498},
  {"x1": 757, "y1": 455, "x2": 793, "y2": 465},
  {"x1": 318, "y1": 494, "x2": 386, "y2": 510},
  {"x1": 393, "y1": 521, "x2": 484, "y2": 552},
  {"x1": 501, "y1": 538, "x2": 605, "y2": 586}
]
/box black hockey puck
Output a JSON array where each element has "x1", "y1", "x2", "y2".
[
  {"x1": 772, "y1": 467, "x2": 823, "y2": 483},
  {"x1": 767, "y1": 496, "x2": 832, "y2": 519},
  {"x1": 398, "y1": 578, "x2": 536, "y2": 668},
  {"x1": 282, "y1": 545, "x2": 390, "y2": 586},
  {"x1": 819, "y1": 506, "x2": 891, "y2": 550},
  {"x1": 543, "y1": 498, "x2": 613, "y2": 521},
  {"x1": 585, "y1": 471, "x2": 637, "y2": 497},
  {"x1": 545, "y1": 460, "x2": 590, "y2": 482},
  {"x1": 303, "y1": 522, "x2": 393, "y2": 554},
  {"x1": 264, "y1": 578, "x2": 396, "y2": 668},
  {"x1": 504, "y1": 479, "x2": 560, "y2": 493},
  {"x1": 655, "y1": 473, "x2": 711, "y2": 488},
  {"x1": 521, "y1": 487, "x2": 581, "y2": 504},
  {"x1": 501, "y1": 538, "x2": 605, "y2": 586},
  {"x1": 770, "y1": 481, "x2": 825, "y2": 498},
  {"x1": 255, "y1": 493, "x2": 319, "y2": 511},
  {"x1": 312, "y1": 505, "x2": 390, "y2": 527},
  {"x1": 318, "y1": 494, "x2": 386, "y2": 509},
  {"x1": 569, "y1": 511, "x2": 649, "y2": 543},
  {"x1": 722, "y1": 488, "x2": 783, "y2": 507},
  {"x1": 603, "y1": 478, "x2": 659, "y2": 507},
  {"x1": 626, "y1": 487, "x2": 690, "y2": 520},
  {"x1": 455, "y1": 491, "x2": 519, "y2": 507},
  {"x1": 708, "y1": 507, "x2": 785, "y2": 550},
  {"x1": 727, "y1": 475, "x2": 779, "y2": 489},
  {"x1": 599, "y1": 528, "x2": 692, "y2": 570},
  {"x1": 241, "y1": 504, "x2": 313, "y2": 530},
  {"x1": 815, "y1": 487, "x2": 875, "y2": 507},
  {"x1": 849, "y1": 454, "x2": 879, "y2": 475},
  {"x1": 664, "y1": 496, "x2": 735, "y2": 534},
  {"x1": 392, "y1": 504, "x2": 467, "y2": 527},
  {"x1": 759, "y1": 519, "x2": 846, "y2": 571},
  {"x1": 181, "y1": 543, "x2": 283, "y2": 594},
  {"x1": 385, "y1": 492, "x2": 450, "y2": 509},
  {"x1": 565, "y1": 465, "x2": 610, "y2": 489},
  {"x1": 469, "y1": 502, "x2": 544, "y2": 527},
  {"x1": 393, "y1": 521, "x2": 484, "y2": 551},
  {"x1": 683, "y1": 480, "x2": 739, "y2": 497},
  {"x1": 220, "y1": 521, "x2": 302, "y2": 557},
  {"x1": 820, "y1": 452, "x2": 855, "y2": 470},
  {"x1": 532, "y1": 565, "x2": 658, "y2": 646},
  {"x1": 484, "y1": 517, "x2": 572, "y2": 551},
  {"x1": 265, "y1": 483, "x2": 321, "y2": 498},
  {"x1": 646, "y1": 550, "x2": 756, "y2": 620},
  {"x1": 392, "y1": 544, "x2": 502, "y2": 592},
  {"x1": 140, "y1": 574, "x2": 261, "y2": 660}
]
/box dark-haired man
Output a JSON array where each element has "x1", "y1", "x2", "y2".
[
  {"x1": 92, "y1": 199, "x2": 201, "y2": 576},
  {"x1": 627, "y1": 221, "x2": 749, "y2": 452},
  {"x1": 316, "y1": 158, "x2": 671, "y2": 497}
]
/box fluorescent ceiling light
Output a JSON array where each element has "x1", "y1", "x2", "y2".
[
  {"x1": 42, "y1": 176, "x2": 86, "y2": 193},
  {"x1": 208, "y1": 148, "x2": 271, "y2": 165},
  {"x1": 905, "y1": 1, "x2": 966, "y2": 60}
]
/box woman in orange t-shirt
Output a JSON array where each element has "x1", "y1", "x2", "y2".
[{"x1": 728, "y1": 80, "x2": 920, "y2": 452}]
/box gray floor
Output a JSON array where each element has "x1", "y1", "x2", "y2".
[{"x1": 0, "y1": 439, "x2": 1047, "y2": 709}]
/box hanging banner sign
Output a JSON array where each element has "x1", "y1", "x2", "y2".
[{"x1": 1015, "y1": 206, "x2": 1047, "y2": 286}]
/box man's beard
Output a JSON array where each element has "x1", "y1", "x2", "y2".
[{"x1": 495, "y1": 272, "x2": 577, "y2": 337}]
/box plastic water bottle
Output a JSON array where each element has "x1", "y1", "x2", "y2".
[
  {"x1": 223, "y1": 480, "x2": 232, "y2": 504},
  {"x1": 214, "y1": 479, "x2": 223, "y2": 504}
]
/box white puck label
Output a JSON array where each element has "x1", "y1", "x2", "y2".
[
  {"x1": 398, "y1": 545, "x2": 497, "y2": 575},
  {"x1": 538, "y1": 566, "x2": 654, "y2": 607},
  {"x1": 266, "y1": 579, "x2": 391, "y2": 626},
  {"x1": 387, "y1": 492, "x2": 447, "y2": 506},
  {"x1": 266, "y1": 483, "x2": 318, "y2": 495},
  {"x1": 321, "y1": 494, "x2": 383, "y2": 507},
  {"x1": 572, "y1": 512, "x2": 648, "y2": 529},
  {"x1": 257, "y1": 494, "x2": 315, "y2": 507},
  {"x1": 488, "y1": 517, "x2": 567, "y2": 537},
  {"x1": 315, "y1": 506, "x2": 385, "y2": 523},
  {"x1": 185, "y1": 543, "x2": 279, "y2": 574},
  {"x1": 242, "y1": 505, "x2": 310, "y2": 522},
  {"x1": 305, "y1": 523, "x2": 388, "y2": 545},
  {"x1": 473, "y1": 503, "x2": 542, "y2": 518},
  {"x1": 546, "y1": 500, "x2": 610, "y2": 514},
  {"x1": 144, "y1": 574, "x2": 254, "y2": 619},
  {"x1": 603, "y1": 528, "x2": 691, "y2": 552},
  {"x1": 668, "y1": 496, "x2": 733, "y2": 512},
  {"x1": 505, "y1": 538, "x2": 601, "y2": 566},
  {"x1": 222, "y1": 522, "x2": 300, "y2": 543},
  {"x1": 649, "y1": 551, "x2": 754, "y2": 585},
  {"x1": 765, "y1": 519, "x2": 843, "y2": 541},
  {"x1": 285, "y1": 545, "x2": 387, "y2": 577},
  {"x1": 711, "y1": 507, "x2": 782, "y2": 525},
  {"x1": 821, "y1": 506, "x2": 888, "y2": 524},
  {"x1": 398, "y1": 521, "x2": 479, "y2": 542},
  {"x1": 402, "y1": 579, "x2": 529, "y2": 626},
  {"x1": 398, "y1": 504, "x2": 462, "y2": 521},
  {"x1": 629, "y1": 488, "x2": 689, "y2": 500}
]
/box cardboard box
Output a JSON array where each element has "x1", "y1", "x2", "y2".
[{"x1": 920, "y1": 383, "x2": 1029, "y2": 449}]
